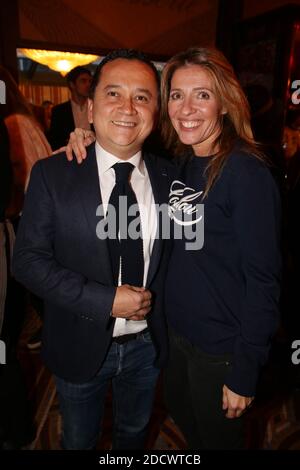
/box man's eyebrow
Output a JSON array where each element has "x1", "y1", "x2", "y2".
[
  {"x1": 136, "y1": 88, "x2": 153, "y2": 98},
  {"x1": 103, "y1": 85, "x2": 153, "y2": 97},
  {"x1": 103, "y1": 84, "x2": 121, "y2": 90}
]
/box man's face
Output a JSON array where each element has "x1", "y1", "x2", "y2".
[
  {"x1": 88, "y1": 59, "x2": 159, "y2": 159},
  {"x1": 71, "y1": 73, "x2": 92, "y2": 99}
]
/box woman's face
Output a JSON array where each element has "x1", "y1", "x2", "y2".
[{"x1": 168, "y1": 65, "x2": 225, "y2": 156}]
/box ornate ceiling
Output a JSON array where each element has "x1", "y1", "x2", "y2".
[{"x1": 18, "y1": 0, "x2": 218, "y2": 60}]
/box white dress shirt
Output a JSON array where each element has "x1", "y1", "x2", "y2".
[{"x1": 95, "y1": 142, "x2": 157, "y2": 337}]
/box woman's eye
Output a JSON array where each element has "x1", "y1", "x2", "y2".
[
  {"x1": 169, "y1": 92, "x2": 182, "y2": 100},
  {"x1": 198, "y1": 91, "x2": 210, "y2": 99}
]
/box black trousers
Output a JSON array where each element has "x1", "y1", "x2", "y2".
[{"x1": 164, "y1": 328, "x2": 245, "y2": 450}]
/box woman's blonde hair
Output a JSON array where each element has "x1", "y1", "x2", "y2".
[{"x1": 160, "y1": 47, "x2": 264, "y2": 197}]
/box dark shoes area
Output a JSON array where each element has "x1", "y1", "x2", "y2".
[
  {"x1": 0, "y1": 437, "x2": 35, "y2": 450},
  {"x1": 0, "y1": 436, "x2": 36, "y2": 450},
  {"x1": 0, "y1": 393, "x2": 36, "y2": 450},
  {"x1": 0, "y1": 357, "x2": 36, "y2": 451}
]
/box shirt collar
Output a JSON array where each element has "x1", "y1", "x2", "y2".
[{"x1": 95, "y1": 142, "x2": 145, "y2": 176}]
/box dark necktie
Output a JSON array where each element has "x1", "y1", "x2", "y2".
[{"x1": 107, "y1": 162, "x2": 144, "y2": 287}]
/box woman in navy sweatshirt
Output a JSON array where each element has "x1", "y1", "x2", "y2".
[{"x1": 161, "y1": 47, "x2": 281, "y2": 449}]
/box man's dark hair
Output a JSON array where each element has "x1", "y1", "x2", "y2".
[
  {"x1": 89, "y1": 49, "x2": 160, "y2": 100},
  {"x1": 66, "y1": 66, "x2": 92, "y2": 85}
]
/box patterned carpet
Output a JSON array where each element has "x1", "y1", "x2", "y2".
[
  {"x1": 18, "y1": 309, "x2": 300, "y2": 450},
  {"x1": 29, "y1": 366, "x2": 187, "y2": 450}
]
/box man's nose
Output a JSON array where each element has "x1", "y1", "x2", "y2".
[{"x1": 120, "y1": 97, "x2": 137, "y2": 114}]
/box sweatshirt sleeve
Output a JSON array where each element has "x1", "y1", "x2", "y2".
[{"x1": 225, "y1": 156, "x2": 282, "y2": 396}]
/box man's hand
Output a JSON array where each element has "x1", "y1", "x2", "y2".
[
  {"x1": 52, "y1": 147, "x2": 66, "y2": 155},
  {"x1": 65, "y1": 128, "x2": 96, "y2": 163},
  {"x1": 222, "y1": 384, "x2": 254, "y2": 419},
  {"x1": 112, "y1": 285, "x2": 152, "y2": 320}
]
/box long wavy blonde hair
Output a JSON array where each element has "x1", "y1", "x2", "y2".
[{"x1": 160, "y1": 47, "x2": 264, "y2": 197}]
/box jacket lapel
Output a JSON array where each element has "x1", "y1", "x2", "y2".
[
  {"x1": 75, "y1": 144, "x2": 113, "y2": 284},
  {"x1": 144, "y1": 152, "x2": 171, "y2": 287},
  {"x1": 67, "y1": 100, "x2": 75, "y2": 129}
]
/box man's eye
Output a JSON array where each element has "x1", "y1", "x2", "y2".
[
  {"x1": 135, "y1": 95, "x2": 148, "y2": 102},
  {"x1": 107, "y1": 91, "x2": 119, "y2": 97}
]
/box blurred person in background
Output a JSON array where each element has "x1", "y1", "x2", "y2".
[
  {"x1": 0, "y1": 65, "x2": 52, "y2": 351},
  {"x1": 41, "y1": 100, "x2": 53, "y2": 140},
  {"x1": 0, "y1": 116, "x2": 35, "y2": 449},
  {"x1": 49, "y1": 66, "x2": 92, "y2": 150},
  {"x1": 0, "y1": 65, "x2": 52, "y2": 221},
  {"x1": 282, "y1": 110, "x2": 300, "y2": 358},
  {"x1": 244, "y1": 83, "x2": 285, "y2": 194}
]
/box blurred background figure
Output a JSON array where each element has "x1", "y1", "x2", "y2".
[
  {"x1": 0, "y1": 65, "x2": 51, "y2": 356},
  {"x1": 49, "y1": 66, "x2": 92, "y2": 150},
  {"x1": 283, "y1": 109, "x2": 300, "y2": 178},
  {"x1": 0, "y1": 115, "x2": 35, "y2": 449},
  {"x1": 31, "y1": 100, "x2": 53, "y2": 141},
  {"x1": 282, "y1": 110, "x2": 300, "y2": 354},
  {"x1": 244, "y1": 83, "x2": 286, "y2": 193},
  {"x1": 0, "y1": 118, "x2": 12, "y2": 336},
  {"x1": 0, "y1": 65, "x2": 52, "y2": 220},
  {"x1": 41, "y1": 100, "x2": 53, "y2": 140}
]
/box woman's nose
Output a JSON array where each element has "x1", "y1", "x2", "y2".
[{"x1": 180, "y1": 97, "x2": 195, "y2": 115}]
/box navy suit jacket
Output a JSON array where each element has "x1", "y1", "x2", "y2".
[
  {"x1": 49, "y1": 100, "x2": 75, "y2": 150},
  {"x1": 13, "y1": 144, "x2": 175, "y2": 383}
]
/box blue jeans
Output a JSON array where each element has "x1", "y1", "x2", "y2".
[{"x1": 54, "y1": 331, "x2": 160, "y2": 450}]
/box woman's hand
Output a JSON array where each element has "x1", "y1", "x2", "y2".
[
  {"x1": 65, "y1": 128, "x2": 96, "y2": 163},
  {"x1": 222, "y1": 384, "x2": 254, "y2": 419}
]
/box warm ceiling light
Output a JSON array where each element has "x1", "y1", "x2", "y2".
[{"x1": 20, "y1": 49, "x2": 99, "y2": 75}]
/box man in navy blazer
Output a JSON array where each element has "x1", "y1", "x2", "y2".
[{"x1": 13, "y1": 50, "x2": 173, "y2": 450}]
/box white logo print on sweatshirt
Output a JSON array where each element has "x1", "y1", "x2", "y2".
[{"x1": 168, "y1": 180, "x2": 203, "y2": 226}]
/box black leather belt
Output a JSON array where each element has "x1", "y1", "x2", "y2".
[{"x1": 112, "y1": 328, "x2": 148, "y2": 344}]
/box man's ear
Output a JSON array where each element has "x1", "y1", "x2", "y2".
[{"x1": 88, "y1": 98, "x2": 93, "y2": 124}]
